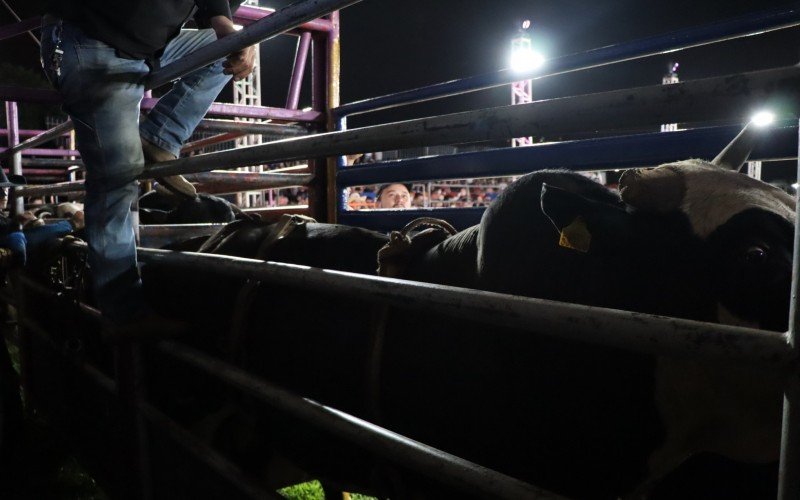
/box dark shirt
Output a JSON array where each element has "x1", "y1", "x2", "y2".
[{"x1": 47, "y1": 0, "x2": 233, "y2": 60}]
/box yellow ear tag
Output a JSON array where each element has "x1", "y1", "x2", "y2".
[{"x1": 559, "y1": 216, "x2": 591, "y2": 253}]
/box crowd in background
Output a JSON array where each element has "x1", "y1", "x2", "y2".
[{"x1": 346, "y1": 178, "x2": 512, "y2": 211}]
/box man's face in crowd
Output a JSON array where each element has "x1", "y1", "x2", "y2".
[{"x1": 378, "y1": 183, "x2": 411, "y2": 208}]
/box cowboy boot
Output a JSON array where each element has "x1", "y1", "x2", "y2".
[{"x1": 141, "y1": 137, "x2": 197, "y2": 198}]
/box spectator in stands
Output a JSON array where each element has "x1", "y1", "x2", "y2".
[
  {"x1": 40, "y1": 1, "x2": 256, "y2": 334},
  {"x1": 376, "y1": 183, "x2": 412, "y2": 209}
]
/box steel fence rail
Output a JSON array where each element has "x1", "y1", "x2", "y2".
[
  {"x1": 146, "y1": 0, "x2": 363, "y2": 89},
  {"x1": 21, "y1": 158, "x2": 82, "y2": 168},
  {"x1": 130, "y1": 247, "x2": 793, "y2": 364},
  {"x1": 336, "y1": 123, "x2": 799, "y2": 188},
  {"x1": 156, "y1": 340, "x2": 563, "y2": 500},
  {"x1": 184, "y1": 171, "x2": 314, "y2": 193},
  {"x1": 234, "y1": 3, "x2": 334, "y2": 33},
  {"x1": 332, "y1": 3, "x2": 800, "y2": 118},
  {"x1": 195, "y1": 118, "x2": 309, "y2": 137},
  {"x1": 12, "y1": 171, "x2": 313, "y2": 197},
  {"x1": 778, "y1": 120, "x2": 800, "y2": 499},
  {"x1": 0, "y1": 120, "x2": 72, "y2": 160},
  {"x1": 138, "y1": 65, "x2": 800, "y2": 181},
  {"x1": 13, "y1": 181, "x2": 85, "y2": 198}
]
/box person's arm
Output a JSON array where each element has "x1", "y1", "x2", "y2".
[
  {"x1": 195, "y1": 1, "x2": 256, "y2": 81},
  {"x1": 209, "y1": 15, "x2": 256, "y2": 81}
]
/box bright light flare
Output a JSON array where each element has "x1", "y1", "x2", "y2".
[
  {"x1": 751, "y1": 110, "x2": 775, "y2": 127},
  {"x1": 510, "y1": 48, "x2": 544, "y2": 73}
]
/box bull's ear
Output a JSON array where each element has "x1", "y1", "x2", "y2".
[{"x1": 540, "y1": 183, "x2": 630, "y2": 253}]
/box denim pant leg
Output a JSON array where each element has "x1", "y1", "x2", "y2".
[
  {"x1": 140, "y1": 29, "x2": 232, "y2": 156},
  {"x1": 24, "y1": 220, "x2": 73, "y2": 249},
  {"x1": 41, "y1": 21, "x2": 149, "y2": 322}
]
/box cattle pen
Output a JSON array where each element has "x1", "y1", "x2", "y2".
[{"x1": 1, "y1": 1, "x2": 800, "y2": 499}]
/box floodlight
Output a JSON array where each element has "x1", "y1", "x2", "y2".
[
  {"x1": 751, "y1": 110, "x2": 775, "y2": 127},
  {"x1": 510, "y1": 47, "x2": 544, "y2": 73}
]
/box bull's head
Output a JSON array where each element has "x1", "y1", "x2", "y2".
[{"x1": 619, "y1": 123, "x2": 795, "y2": 331}]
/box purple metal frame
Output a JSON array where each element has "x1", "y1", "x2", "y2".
[
  {"x1": 0, "y1": 3, "x2": 331, "y2": 206},
  {"x1": 234, "y1": 4, "x2": 334, "y2": 33},
  {"x1": 286, "y1": 31, "x2": 312, "y2": 110}
]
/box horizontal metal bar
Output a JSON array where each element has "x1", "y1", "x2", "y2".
[
  {"x1": 13, "y1": 181, "x2": 84, "y2": 197},
  {"x1": 180, "y1": 132, "x2": 244, "y2": 153},
  {"x1": 22, "y1": 158, "x2": 83, "y2": 168},
  {"x1": 195, "y1": 119, "x2": 309, "y2": 137},
  {"x1": 0, "y1": 16, "x2": 41, "y2": 42},
  {"x1": 186, "y1": 171, "x2": 313, "y2": 194},
  {"x1": 142, "y1": 98, "x2": 324, "y2": 123},
  {"x1": 147, "y1": 0, "x2": 361, "y2": 88},
  {"x1": 337, "y1": 124, "x2": 799, "y2": 186},
  {"x1": 334, "y1": 3, "x2": 800, "y2": 117},
  {"x1": 140, "y1": 224, "x2": 226, "y2": 249},
  {"x1": 134, "y1": 248, "x2": 794, "y2": 364},
  {"x1": 157, "y1": 340, "x2": 558, "y2": 500},
  {"x1": 0, "y1": 121, "x2": 73, "y2": 159},
  {"x1": 0, "y1": 147, "x2": 80, "y2": 157},
  {"x1": 15, "y1": 171, "x2": 313, "y2": 197},
  {"x1": 143, "y1": 65, "x2": 800, "y2": 180},
  {"x1": 234, "y1": 4, "x2": 334, "y2": 33},
  {"x1": 0, "y1": 88, "x2": 324, "y2": 124},
  {"x1": 18, "y1": 168, "x2": 68, "y2": 176}
]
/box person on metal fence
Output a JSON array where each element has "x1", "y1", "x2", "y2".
[{"x1": 39, "y1": 0, "x2": 256, "y2": 335}]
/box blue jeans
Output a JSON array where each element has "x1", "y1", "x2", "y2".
[{"x1": 41, "y1": 20, "x2": 231, "y2": 322}]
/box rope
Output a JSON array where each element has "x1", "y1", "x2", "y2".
[{"x1": 368, "y1": 218, "x2": 459, "y2": 423}]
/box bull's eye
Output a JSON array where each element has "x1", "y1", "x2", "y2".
[{"x1": 744, "y1": 246, "x2": 768, "y2": 264}]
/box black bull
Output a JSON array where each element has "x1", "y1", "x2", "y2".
[{"x1": 136, "y1": 169, "x2": 791, "y2": 499}]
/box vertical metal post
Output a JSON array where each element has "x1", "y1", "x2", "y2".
[
  {"x1": 778, "y1": 120, "x2": 800, "y2": 500},
  {"x1": 308, "y1": 20, "x2": 334, "y2": 222},
  {"x1": 4, "y1": 101, "x2": 23, "y2": 214},
  {"x1": 286, "y1": 31, "x2": 312, "y2": 110},
  {"x1": 325, "y1": 11, "x2": 341, "y2": 223}
]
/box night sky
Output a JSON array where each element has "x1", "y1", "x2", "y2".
[{"x1": 1, "y1": 0, "x2": 799, "y2": 128}]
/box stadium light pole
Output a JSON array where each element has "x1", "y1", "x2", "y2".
[{"x1": 510, "y1": 20, "x2": 543, "y2": 147}]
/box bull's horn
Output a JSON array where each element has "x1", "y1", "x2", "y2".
[
  {"x1": 712, "y1": 122, "x2": 759, "y2": 172},
  {"x1": 618, "y1": 166, "x2": 685, "y2": 212}
]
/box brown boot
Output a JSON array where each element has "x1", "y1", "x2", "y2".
[{"x1": 141, "y1": 137, "x2": 197, "y2": 198}]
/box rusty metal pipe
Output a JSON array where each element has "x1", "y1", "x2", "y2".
[
  {"x1": 195, "y1": 118, "x2": 308, "y2": 137},
  {"x1": 131, "y1": 247, "x2": 794, "y2": 364}
]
